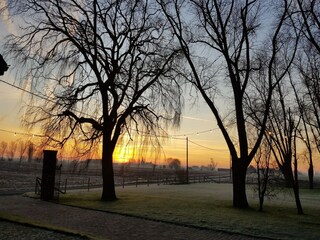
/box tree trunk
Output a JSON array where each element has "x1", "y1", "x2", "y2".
[
  {"x1": 232, "y1": 159, "x2": 249, "y2": 208},
  {"x1": 292, "y1": 183, "x2": 303, "y2": 214},
  {"x1": 101, "y1": 137, "x2": 117, "y2": 201},
  {"x1": 281, "y1": 162, "x2": 294, "y2": 188},
  {"x1": 308, "y1": 163, "x2": 314, "y2": 190},
  {"x1": 293, "y1": 153, "x2": 303, "y2": 214}
]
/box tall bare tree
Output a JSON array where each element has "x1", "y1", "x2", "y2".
[
  {"x1": 159, "y1": 0, "x2": 297, "y2": 208},
  {"x1": 296, "y1": 0, "x2": 320, "y2": 53},
  {"x1": 4, "y1": 0, "x2": 182, "y2": 201},
  {"x1": 291, "y1": 0, "x2": 320, "y2": 179},
  {"x1": 266, "y1": 83, "x2": 303, "y2": 214},
  {"x1": 289, "y1": 71, "x2": 315, "y2": 189},
  {"x1": 254, "y1": 138, "x2": 275, "y2": 212}
]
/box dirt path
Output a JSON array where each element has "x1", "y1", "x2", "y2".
[{"x1": 0, "y1": 195, "x2": 264, "y2": 240}]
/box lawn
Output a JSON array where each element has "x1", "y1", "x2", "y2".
[{"x1": 58, "y1": 183, "x2": 320, "y2": 240}]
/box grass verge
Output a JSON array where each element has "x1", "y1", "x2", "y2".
[{"x1": 57, "y1": 183, "x2": 320, "y2": 240}]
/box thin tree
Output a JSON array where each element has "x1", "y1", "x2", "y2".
[
  {"x1": 267, "y1": 85, "x2": 304, "y2": 214},
  {"x1": 254, "y1": 138, "x2": 275, "y2": 212},
  {"x1": 27, "y1": 141, "x2": 34, "y2": 163},
  {"x1": 17, "y1": 140, "x2": 27, "y2": 164},
  {"x1": 8, "y1": 141, "x2": 17, "y2": 161},
  {"x1": 159, "y1": 0, "x2": 297, "y2": 208},
  {"x1": 0, "y1": 141, "x2": 8, "y2": 161},
  {"x1": 4, "y1": 0, "x2": 182, "y2": 201},
  {"x1": 291, "y1": 0, "x2": 320, "y2": 155},
  {"x1": 295, "y1": 0, "x2": 320, "y2": 53},
  {"x1": 289, "y1": 71, "x2": 315, "y2": 189}
]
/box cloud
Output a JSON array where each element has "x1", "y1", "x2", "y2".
[{"x1": 181, "y1": 115, "x2": 212, "y2": 123}]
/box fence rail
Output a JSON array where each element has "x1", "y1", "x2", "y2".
[{"x1": 37, "y1": 172, "x2": 232, "y2": 194}]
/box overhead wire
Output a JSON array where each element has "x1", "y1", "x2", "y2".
[{"x1": 0, "y1": 78, "x2": 228, "y2": 153}]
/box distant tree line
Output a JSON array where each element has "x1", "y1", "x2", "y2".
[{"x1": 0, "y1": 140, "x2": 41, "y2": 163}]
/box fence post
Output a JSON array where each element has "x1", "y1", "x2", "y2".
[
  {"x1": 40, "y1": 150, "x2": 57, "y2": 201},
  {"x1": 64, "y1": 179, "x2": 67, "y2": 193}
]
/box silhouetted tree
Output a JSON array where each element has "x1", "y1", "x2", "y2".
[
  {"x1": 167, "y1": 158, "x2": 181, "y2": 170},
  {"x1": 17, "y1": 140, "x2": 27, "y2": 164},
  {"x1": 288, "y1": 0, "x2": 320, "y2": 188},
  {"x1": 167, "y1": 158, "x2": 186, "y2": 183},
  {"x1": 296, "y1": 48, "x2": 320, "y2": 156},
  {"x1": 27, "y1": 141, "x2": 34, "y2": 163},
  {"x1": 208, "y1": 158, "x2": 217, "y2": 171},
  {"x1": 8, "y1": 141, "x2": 17, "y2": 161},
  {"x1": 254, "y1": 139, "x2": 273, "y2": 212},
  {"x1": 4, "y1": 0, "x2": 182, "y2": 201},
  {"x1": 0, "y1": 141, "x2": 8, "y2": 161},
  {"x1": 295, "y1": 0, "x2": 320, "y2": 53},
  {"x1": 159, "y1": 0, "x2": 297, "y2": 208},
  {"x1": 289, "y1": 72, "x2": 315, "y2": 189},
  {"x1": 266, "y1": 88, "x2": 303, "y2": 214}
]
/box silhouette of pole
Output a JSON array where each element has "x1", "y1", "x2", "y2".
[
  {"x1": 41, "y1": 150, "x2": 57, "y2": 201},
  {"x1": 186, "y1": 137, "x2": 189, "y2": 184}
]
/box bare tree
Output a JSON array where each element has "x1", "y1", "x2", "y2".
[
  {"x1": 290, "y1": 0, "x2": 320, "y2": 145},
  {"x1": 208, "y1": 158, "x2": 217, "y2": 171},
  {"x1": 295, "y1": 0, "x2": 320, "y2": 53},
  {"x1": 167, "y1": 157, "x2": 186, "y2": 183},
  {"x1": 4, "y1": 0, "x2": 182, "y2": 201},
  {"x1": 289, "y1": 0, "x2": 320, "y2": 187},
  {"x1": 167, "y1": 158, "x2": 181, "y2": 170},
  {"x1": 158, "y1": 0, "x2": 297, "y2": 208},
  {"x1": 17, "y1": 140, "x2": 27, "y2": 164},
  {"x1": 266, "y1": 82, "x2": 304, "y2": 214},
  {"x1": 8, "y1": 141, "x2": 17, "y2": 161},
  {"x1": 288, "y1": 71, "x2": 315, "y2": 189},
  {"x1": 0, "y1": 141, "x2": 8, "y2": 161},
  {"x1": 254, "y1": 138, "x2": 278, "y2": 212},
  {"x1": 27, "y1": 141, "x2": 34, "y2": 163}
]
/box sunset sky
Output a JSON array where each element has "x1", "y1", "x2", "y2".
[
  {"x1": 0, "y1": 12, "x2": 232, "y2": 168},
  {"x1": 0, "y1": 5, "x2": 318, "y2": 173}
]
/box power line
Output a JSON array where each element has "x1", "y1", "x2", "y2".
[
  {"x1": 172, "y1": 128, "x2": 217, "y2": 137},
  {"x1": 0, "y1": 79, "x2": 56, "y2": 103},
  {"x1": 0, "y1": 78, "x2": 222, "y2": 140},
  {"x1": 0, "y1": 128, "x2": 45, "y2": 138},
  {"x1": 0, "y1": 78, "x2": 220, "y2": 137},
  {"x1": 188, "y1": 139, "x2": 228, "y2": 152},
  {"x1": 0, "y1": 78, "x2": 97, "y2": 119}
]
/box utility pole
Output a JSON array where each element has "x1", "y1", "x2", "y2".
[{"x1": 186, "y1": 137, "x2": 189, "y2": 184}]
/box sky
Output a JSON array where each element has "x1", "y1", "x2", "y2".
[
  {"x1": 0, "y1": 4, "x2": 318, "y2": 173},
  {"x1": 0, "y1": 10, "x2": 232, "y2": 168}
]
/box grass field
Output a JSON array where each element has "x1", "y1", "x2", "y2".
[{"x1": 57, "y1": 183, "x2": 320, "y2": 240}]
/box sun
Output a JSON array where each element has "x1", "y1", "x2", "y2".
[{"x1": 113, "y1": 142, "x2": 135, "y2": 163}]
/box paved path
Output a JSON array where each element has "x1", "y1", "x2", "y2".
[{"x1": 0, "y1": 195, "x2": 264, "y2": 240}]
